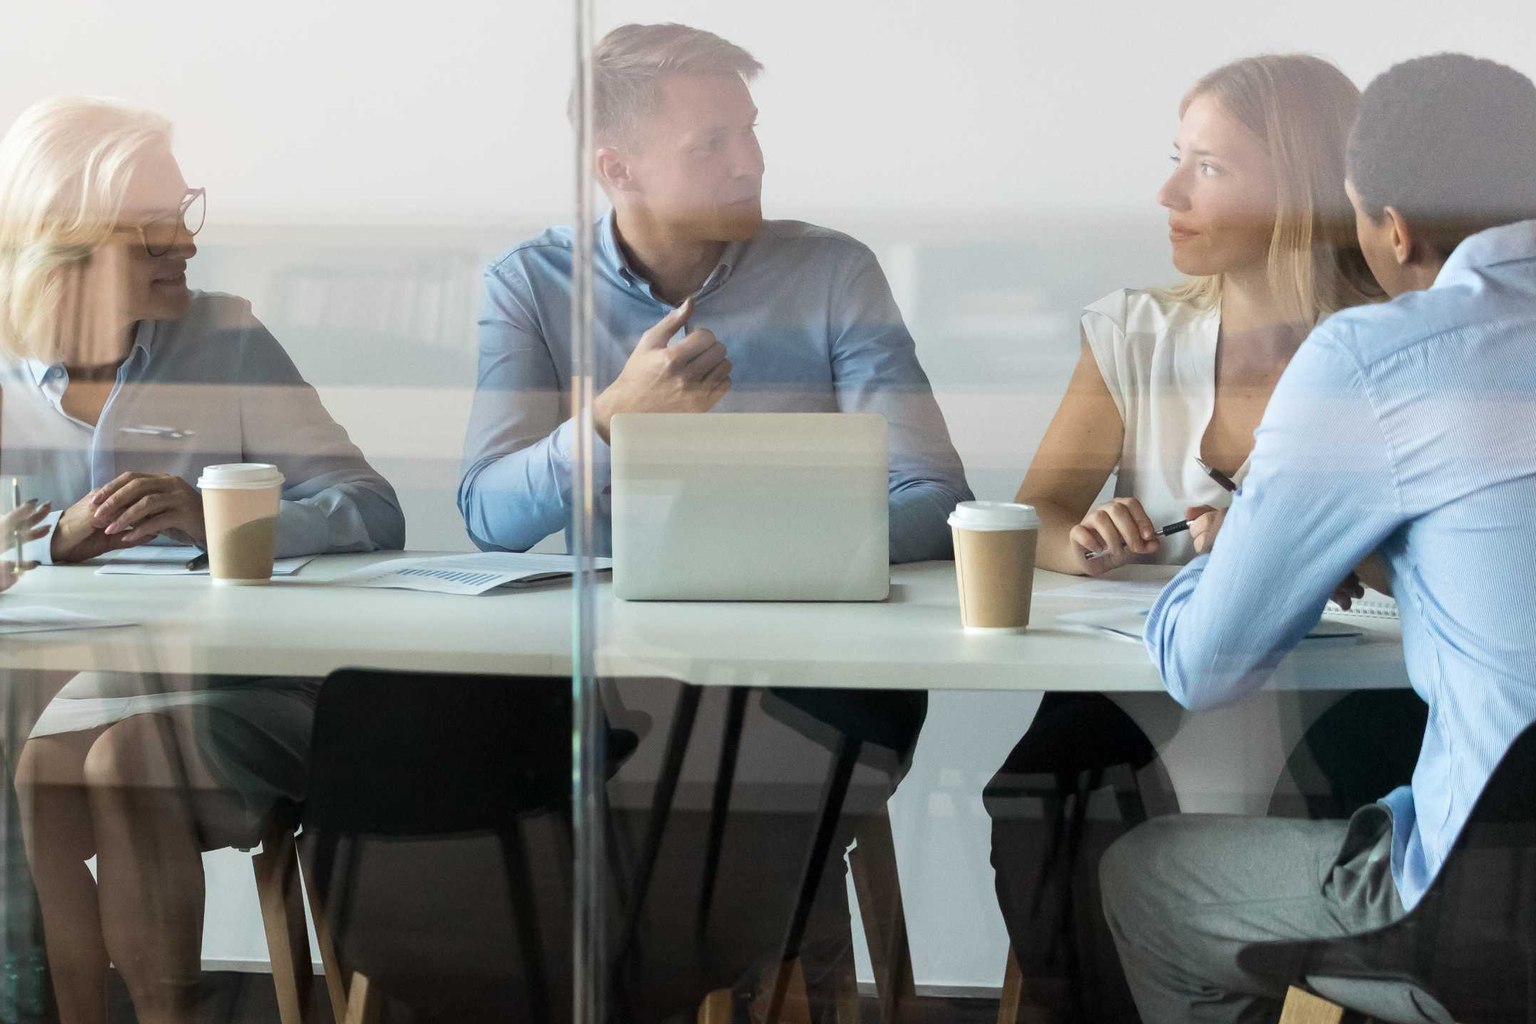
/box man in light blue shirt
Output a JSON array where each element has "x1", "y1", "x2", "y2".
[
  {"x1": 457, "y1": 26, "x2": 970, "y2": 560},
  {"x1": 1100, "y1": 55, "x2": 1536, "y2": 1024}
]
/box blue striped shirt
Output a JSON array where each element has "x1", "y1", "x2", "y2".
[
  {"x1": 1146, "y1": 220, "x2": 1536, "y2": 910},
  {"x1": 457, "y1": 210, "x2": 972, "y2": 561}
]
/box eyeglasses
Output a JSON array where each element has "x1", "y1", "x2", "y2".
[{"x1": 134, "y1": 188, "x2": 206, "y2": 258}]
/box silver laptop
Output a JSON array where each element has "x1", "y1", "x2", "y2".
[{"x1": 610, "y1": 413, "x2": 890, "y2": 601}]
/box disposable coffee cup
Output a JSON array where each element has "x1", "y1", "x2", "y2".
[
  {"x1": 197, "y1": 464, "x2": 284, "y2": 586},
  {"x1": 949, "y1": 501, "x2": 1041, "y2": 633}
]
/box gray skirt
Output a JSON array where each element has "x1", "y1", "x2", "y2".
[{"x1": 30, "y1": 671, "x2": 319, "y2": 842}]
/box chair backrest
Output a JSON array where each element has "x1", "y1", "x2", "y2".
[
  {"x1": 1239, "y1": 717, "x2": 1536, "y2": 1022},
  {"x1": 301, "y1": 669, "x2": 573, "y2": 837}
]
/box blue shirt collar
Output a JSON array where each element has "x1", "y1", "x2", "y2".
[
  {"x1": 596, "y1": 207, "x2": 746, "y2": 301},
  {"x1": 1436, "y1": 219, "x2": 1536, "y2": 286},
  {"x1": 24, "y1": 319, "x2": 157, "y2": 385}
]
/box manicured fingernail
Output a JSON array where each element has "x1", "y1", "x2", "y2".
[{"x1": 104, "y1": 522, "x2": 123, "y2": 535}]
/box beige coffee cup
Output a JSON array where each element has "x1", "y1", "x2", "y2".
[
  {"x1": 197, "y1": 464, "x2": 284, "y2": 586},
  {"x1": 949, "y1": 501, "x2": 1041, "y2": 633}
]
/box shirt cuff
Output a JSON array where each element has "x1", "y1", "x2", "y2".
[
  {"x1": 273, "y1": 500, "x2": 328, "y2": 559},
  {"x1": 22, "y1": 510, "x2": 63, "y2": 566}
]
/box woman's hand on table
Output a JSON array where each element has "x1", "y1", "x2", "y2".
[
  {"x1": 1, "y1": 500, "x2": 51, "y2": 589},
  {"x1": 1071, "y1": 496, "x2": 1161, "y2": 575},
  {"x1": 91, "y1": 472, "x2": 207, "y2": 547}
]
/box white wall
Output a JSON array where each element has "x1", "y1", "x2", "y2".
[{"x1": 8, "y1": 0, "x2": 1536, "y2": 996}]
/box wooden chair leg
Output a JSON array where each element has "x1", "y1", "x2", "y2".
[
  {"x1": 997, "y1": 945, "x2": 1024, "y2": 1024},
  {"x1": 695, "y1": 960, "x2": 819, "y2": 1024},
  {"x1": 697, "y1": 988, "x2": 734, "y2": 1024},
  {"x1": 1278, "y1": 985, "x2": 1348, "y2": 1024},
  {"x1": 343, "y1": 971, "x2": 383, "y2": 1024},
  {"x1": 296, "y1": 836, "x2": 350, "y2": 1024},
  {"x1": 252, "y1": 828, "x2": 314, "y2": 1024}
]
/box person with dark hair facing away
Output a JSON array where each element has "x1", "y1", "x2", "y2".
[{"x1": 1099, "y1": 53, "x2": 1536, "y2": 1024}]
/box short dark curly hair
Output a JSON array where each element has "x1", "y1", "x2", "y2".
[{"x1": 1347, "y1": 53, "x2": 1536, "y2": 258}]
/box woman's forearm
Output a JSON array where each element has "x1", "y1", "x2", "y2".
[{"x1": 1021, "y1": 497, "x2": 1092, "y2": 574}]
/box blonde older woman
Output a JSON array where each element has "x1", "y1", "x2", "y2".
[{"x1": 0, "y1": 96, "x2": 404, "y2": 1024}]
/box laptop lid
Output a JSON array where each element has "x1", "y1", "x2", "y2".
[{"x1": 610, "y1": 413, "x2": 889, "y2": 601}]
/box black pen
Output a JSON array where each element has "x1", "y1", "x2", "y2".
[
  {"x1": 1195, "y1": 457, "x2": 1238, "y2": 493},
  {"x1": 185, "y1": 552, "x2": 209, "y2": 571},
  {"x1": 1084, "y1": 517, "x2": 1193, "y2": 560}
]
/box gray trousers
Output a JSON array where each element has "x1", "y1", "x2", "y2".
[{"x1": 1099, "y1": 805, "x2": 1453, "y2": 1024}]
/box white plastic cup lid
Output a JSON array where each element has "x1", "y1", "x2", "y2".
[
  {"x1": 948, "y1": 501, "x2": 1040, "y2": 531},
  {"x1": 197, "y1": 463, "x2": 285, "y2": 490}
]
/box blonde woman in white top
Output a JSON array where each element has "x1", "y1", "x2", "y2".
[
  {"x1": 986, "y1": 54, "x2": 1385, "y2": 1021},
  {"x1": 1023, "y1": 56, "x2": 1381, "y2": 575}
]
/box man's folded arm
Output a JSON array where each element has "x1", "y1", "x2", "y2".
[
  {"x1": 458, "y1": 271, "x2": 578, "y2": 552},
  {"x1": 829, "y1": 249, "x2": 973, "y2": 564},
  {"x1": 1145, "y1": 333, "x2": 1406, "y2": 710}
]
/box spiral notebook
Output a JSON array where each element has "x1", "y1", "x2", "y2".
[{"x1": 1326, "y1": 591, "x2": 1399, "y2": 620}]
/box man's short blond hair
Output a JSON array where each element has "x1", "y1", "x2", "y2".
[{"x1": 583, "y1": 23, "x2": 762, "y2": 146}]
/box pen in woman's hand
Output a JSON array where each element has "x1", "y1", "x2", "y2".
[
  {"x1": 1084, "y1": 517, "x2": 1193, "y2": 560},
  {"x1": 184, "y1": 552, "x2": 209, "y2": 571}
]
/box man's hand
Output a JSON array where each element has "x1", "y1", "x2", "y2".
[
  {"x1": 1071, "y1": 496, "x2": 1161, "y2": 575},
  {"x1": 85, "y1": 472, "x2": 206, "y2": 552},
  {"x1": 592, "y1": 297, "x2": 731, "y2": 443},
  {"x1": 1, "y1": 499, "x2": 51, "y2": 588}
]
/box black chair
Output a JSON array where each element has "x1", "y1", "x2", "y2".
[
  {"x1": 300, "y1": 669, "x2": 637, "y2": 1023},
  {"x1": 985, "y1": 692, "x2": 1165, "y2": 1024},
  {"x1": 615, "y1": 685, "x2": 925, "y2": 1024},
  {"x1": 1238, "y1": 718, "x2": 1536, "y2": 1024},
  {"x1": 1267, "y1": 689, "x2": 1428, "y2": 821}
]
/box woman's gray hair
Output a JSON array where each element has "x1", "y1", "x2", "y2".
[{"x1": 0, "y1": 96, "x2": 172, "y2": 361}]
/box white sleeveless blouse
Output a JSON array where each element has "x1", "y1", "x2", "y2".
[{"x1": 1081, "y1": 288, "x2": 1252, "y2": 565}]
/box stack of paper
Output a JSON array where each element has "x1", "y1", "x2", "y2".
[
  {"x1": 331, "y1": 552, "x2": 612, "y2": 596},
  {"x1": 1058, "y1": 606, "x2": 1362, "y2": 645},
  {"x1": 0, "y1": 606, "x2": 136, "y2": 635},
  {"x1": 93, "y1": 546, "x2": 314, "y2": 577}
]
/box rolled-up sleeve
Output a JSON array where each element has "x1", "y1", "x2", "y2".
[
  {"x1": 457, "y1": 262, "x2": 591, "y2": 552},
  {"x1": 236, "y1": 321, "x2": 405, "y2": 556},
  {"x1": 1145, "y1": 332, "x2": 1404, "y2": 709},
  {"x1": 829, "y1": 247, "x2": 973, "y2": 563}
]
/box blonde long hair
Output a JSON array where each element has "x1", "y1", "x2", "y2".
[
  {"x1": 1165, "y1": 55, "x2": 1382, "y2": 327},
  {"x1": 0, "y1": 96, "x2": 172, "y2": 361}
]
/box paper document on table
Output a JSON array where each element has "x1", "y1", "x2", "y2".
[
  {"x1": 1057, "y1": 606, "x2": 1363, "y2": 645},
  {"x1": 0, "y1": 605, "x2": 136, "y2": 635},
  {"x1": 331, "y1": 553, "x2": 613, "y2": 596},
  {"x1": 1034, "y1": 578, "x2": 1171, "y2": 602},
  {"x1": 93, "y1": 546, "x2": 313, "y2": 577}
]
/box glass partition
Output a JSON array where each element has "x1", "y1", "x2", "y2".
[
  {"x1": 570, "y1": 6, "x2": 1536, "y2": 1024},
  {"x1": 1, "y1": 5, "x2": 587, "y2": 1024},
  {"x1": 1, "y1": 5, "x2": 1534, "y2": 1024}
]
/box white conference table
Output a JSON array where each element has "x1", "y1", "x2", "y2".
[
  {"x1": 1, "y1": 551, "x2": 1410, "y2": 814},
  {"x1": 0, "y1": 551, "x2": 1406, "y2": 688}
]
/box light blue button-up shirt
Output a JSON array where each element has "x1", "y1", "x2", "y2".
[
  {"x1": 1, "y1": 291, "x2": 405, "y2": 561},
  {"x1": 458, "y1": 211, "x2": 972, "y2": 561},
  {"x1": 1145, "y1": 220, "x2": 1536, "y2": 910}
]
